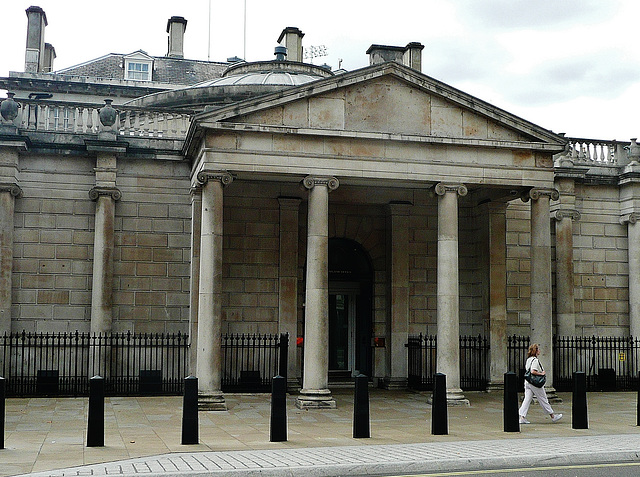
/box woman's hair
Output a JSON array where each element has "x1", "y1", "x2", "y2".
[{"x1": 527, "y1": 343, "x2": 539, "y2": 358}]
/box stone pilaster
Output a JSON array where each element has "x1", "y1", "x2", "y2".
[
  {"x1": 479, "y1": 202, "x2": 508, "y2": 391},
  {"x1": 195, "y1": 170, "x2": 232, "y2": 411},
  {"x1": 0, "y1": 184, "x2": 22, "y2": 336},
  {"x1": 381, "y1": 201, "x2": 411, "y2": 390},
  {"x1": 278, "y1": 196, "x2": 302, "y2": 391},
  {"x1": 89, "y1": 152, "x2": 120, "y2": 336},
  {"x1": 529, "y1": 188, "x2": 559, "y2": 392},
  {"x1": 296, "y1": 175, "x2": 338, "y2": 410},
  {"x1": 621, "y1": 213, "x2": 640, "y2": 337},
  {"x1": 189, "y1": 187, "x2": 202, "y2": 376},
  {"x1": 435, "y1": 183, "x2": 468, "y2": 405}
]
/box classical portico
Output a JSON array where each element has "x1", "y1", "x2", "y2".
[{"x1": 185, "y1": 61, "x2": 565, "y2": 406}]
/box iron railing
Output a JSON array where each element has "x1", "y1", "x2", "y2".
[
  {"x1": 508, "y1": 335, "x2": 640, "y2": 391},
  {"x1": 407, "y1": 334, "x2": 489, "y2": 391},
  {"x1": 0, "y1": 331, "x2": 189, "y2": 397},
  {"x1": 221, "y1": 332, "x2": 288, "y2": 392}
]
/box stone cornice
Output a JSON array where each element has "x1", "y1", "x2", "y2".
[
  {"x1": 434, "y1": 182, "x2": 467, "y2": 197},
  {"x1": 302, "y1": 176, "x2": 339, "y2": 191},
  {"x1": 529, "y1": 188, "x2": 559, "y2": 201},
  {"x1": 0, "y1": 183, "x2": 23, "y2": 198},
  {"x1": 196, "y1": 170, "x2": 233, "y2": 187},
  {"x1": 551, "y1": 209, "x2": 581, "y2": 221},
  {"x1": 620, "y1": 212, "x2": 640, "y2": 225},
  {"x1": 89, "y1": 186, "x2": 122, "y2": 201}
]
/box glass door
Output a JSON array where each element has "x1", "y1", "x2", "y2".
[{"x1": 329, "y1": 293, "x2": 355, "y2": 374}]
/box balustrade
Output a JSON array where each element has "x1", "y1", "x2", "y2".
[
  {"x1": 1, "y1": 97, "x2": 191, "y2": 139},
  {"x1": 561, "y1": 137, "x2": 628, "y2": 166}
]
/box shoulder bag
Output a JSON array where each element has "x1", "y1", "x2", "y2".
[{"x1": 524, "y1": 358, "x2": 546, "y2": 388}]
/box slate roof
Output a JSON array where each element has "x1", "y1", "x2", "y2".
[{"x1": 55, "y1": 53, "x2": 227, "y2": 86}]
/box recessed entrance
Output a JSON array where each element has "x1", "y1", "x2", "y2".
[{"x1": 328, "y1": 238, "x2": 373, "y2": 379}]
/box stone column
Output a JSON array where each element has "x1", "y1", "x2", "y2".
[
  {"x1": 529, "y1": 188, "x2": 558, "y2": 390},
  {"x1": 623, "y1": 213, "x2": 640, "y2": 337},
  {"x1": 195, "y1": 171, "x2": 232, "y2": 411},
  {"x1": 382, "y1": 201, "x2": 411, "y2": 390},
  {"x1": 0, "y1": 184, "x2": 22, "y2": 336},
  {"x1": 481, "y1": 202, "x2": 508, "y2": 391},
  {"x1": 278, "y1": 197, "x2": 302, "y2": 391},
  {"x1": 89, "y1": 153, "x2": 120, "y2": 336},
  {"x1": 189, "y1": 187, "x2": 202, "y2": 375},
  {"x1": 296, "y1": 175, "x2": 339, "y2": 410},
  {"x1": 435, "y1": 182, "x2": 468, "y2": 405}
]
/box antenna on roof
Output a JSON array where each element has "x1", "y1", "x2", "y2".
[
  {"x1": 304, "y1": 45, "x2": 328, "y2": 64},
  {"x1": 243, "y1": 0, "x2": 247, "y2": 61},
  {"x1": 207, "y1": 0, "x2": 212, "y2": 61}
]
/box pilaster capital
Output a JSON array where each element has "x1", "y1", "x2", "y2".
[
  {"x1": 434, "y1": 182, "x2": 467, "y2": 197},
  {"x1": 189, "y1": 185, "x2": 202, "y2": 199},
  {"x1": 196, "y1": 170, "x2": 233, "y2": 187},
  {"x1": 0, "y1": 183, "x2": 23, "y2": 198},
  {"x1": 620, "y1": 212, "x2": 640, "y2": 225},
  {"x1": 529, "y1": 188, "x2": 559, "y2": 201},
  {"x1": 551, "y1": 209, "x2": 581, "y2": 221},
  {"x1": 386, "y1": 200, "x2": 412, "y2": 215},
  {"x1": 277, "y1": 196, "x2": 302, "y2": 209},
  {"x1": 89, "y1": 186, "x2": 121, "y2": 201},
  {"x1": 302, "y1": 175, "x2": 339, "y2": 191}
]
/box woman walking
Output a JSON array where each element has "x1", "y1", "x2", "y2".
[{"x1": 519, "y1": 343, "x2": 563, "y2": 424}]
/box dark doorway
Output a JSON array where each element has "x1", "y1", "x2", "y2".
[{"x1": 328, "y1": 238, "x2": 374, "y2": 378}]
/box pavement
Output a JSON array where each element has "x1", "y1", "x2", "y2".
[{"x1": 2, "y1": 388, "x2": 640, "y2": 476}]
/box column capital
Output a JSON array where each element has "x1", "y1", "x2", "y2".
[
  {"x1": 551, "y1": 208, "x2": 581, "y2": 221},
  {"x1": 89, "y1": 186, "x2": 121, "y2": 201},
  {"x1": 302, "y1": 175, "x2": 339, "y2": 191},
  {"x1": 434, "y1": 182, "x2": 467, "y2": 197},
  {"x1": 196, "y1": 170, "x2": 233, "y2": 187},
  {"x1": 190, "y1": 185, "x2": 202, "y2": 198},
  {"x1": 0, "y1": 183, "x2": 22, "y2": 198},
  {"x1": 621, "y1": 212, "x2": 640, "y2": 225},
  {"x1": 529, "y1": 188, "x2": 559, "y2": 201}
]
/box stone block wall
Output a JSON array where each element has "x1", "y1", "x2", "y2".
[
  {"x1": 13, "y1": 155, "x2": 95, "y2": 332},
  {"x1": 113, "y1": 158, "x2": 192, "y2": 334},
  {"x1": 573, "y1": 184, "x2": 629, "y2": 335},
  {"x1": 505, "y1": 200, "x2": 532, "y2": 335}
]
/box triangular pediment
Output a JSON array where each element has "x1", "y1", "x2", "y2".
[{"x1": 195, "y1": 62, "x2": 565, "y2": 148}]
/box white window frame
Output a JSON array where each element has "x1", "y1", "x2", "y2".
[{"x1": 123, "y1": 52, "x2": 153, "y2": 82}]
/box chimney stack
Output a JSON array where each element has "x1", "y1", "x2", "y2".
[
  {"x1": 24, "y1": 6, "x2": 48, "y2": 73},
  {"x1": 277, "y1": 27, "x2": 304, "y2": 62},
  {"x1": 42, "y1": 43, "x2": 56, "y2": 73},
  {"x1": 366, "y1": 42, "x2": 424, "y2": 72},
  {"x1": 166, "y1": 16, "x2": 187, "y2": 58}
]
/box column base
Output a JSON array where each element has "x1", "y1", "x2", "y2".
[
  {"x1": 379, "y1": 377, "x2": 408, "y2": 390},
  {"x1": 544, "y1": 387, "x2": 563, "y2": 403},
  {"x1": 486, "y1": 381, "x2": 504, "y2": 392},
  {"x1": 287, "y1": 378, "x2": 300, "y2": 393},
  {"x1": 198, "y1": 391, "x2": 227, "y2": 411},
  {"x1": 295, "y1": 388, "x2": 336, "y2": 409},
  {"x1": 427, "y1": 388, "x2": 470, "y2": 407}
]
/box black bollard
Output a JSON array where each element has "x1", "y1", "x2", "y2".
[
  {"x1": 353, "y1": 374, "x2": 370, "y2": 438},
  {"x1": 572, "y1": 371, "x2": 588, "y2": 429},
  {"x1": 270, "y1": 375, "x2": 287, "y2": 442},
  {"x1": 0, "y1": 377, "x2": 5, "y2": 450},
  {"x1": 503, "y1": 372, "x2": 520, "y2": 432},
  {"x1": 87, "y1": 375, "x2": 104, "y2": 447},
  {"x1": 181, "y1": 376, "x2": 198, "y2": 445},
  {"x1": 431, "y1": 372, "x2": 448, "y2": 435}
]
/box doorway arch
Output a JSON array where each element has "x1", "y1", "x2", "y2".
[{"x1": 328, "y1": 238, "x2": 374, "y2": 378}]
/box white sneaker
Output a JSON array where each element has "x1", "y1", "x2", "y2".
[
  {"x1": 551, "y1": 413, "x2": 563, "y2": 423},
  {"x1": 519, "y1": 418, "x2": 530, "y2": 424}
]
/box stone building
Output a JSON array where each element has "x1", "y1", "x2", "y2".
[{"x1": 1, "y1": 6, "x2": 639, "y2": 408}]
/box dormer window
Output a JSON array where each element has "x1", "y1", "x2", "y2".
[{"x1": 123, "y1": 51, "x2": 153, "y2": 81}]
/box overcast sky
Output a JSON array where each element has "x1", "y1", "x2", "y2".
[{"x1": 1, "y1": 0, "x2": 638, "y2": 141}]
